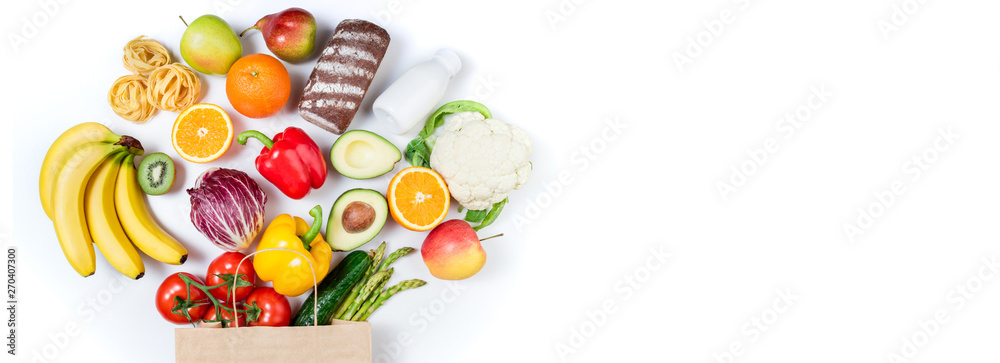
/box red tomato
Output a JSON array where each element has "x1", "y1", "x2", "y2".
[
  {"x1": 203, "y1": 303, "x2": 247, "y2": 328},
  {"x1": 245, "y1": 287, "x2": 291, "y2": 327},
  {"x1": 156, "y1": 272, "x2": 209, "y2": 324},
  {"x1": 206, "y1": 252, "x2": 257, "y2": 303}
]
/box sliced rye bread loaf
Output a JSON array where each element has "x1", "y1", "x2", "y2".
[{"x1": 298, "y1": 19, "x2": 390, "y2": 134}]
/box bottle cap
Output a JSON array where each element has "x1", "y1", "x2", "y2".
[{"x1": 433, "y1": 49, "x2": 462, "y2": 77}]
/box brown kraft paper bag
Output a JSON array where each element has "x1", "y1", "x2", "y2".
[{"x1": 174, "y1": 319, "x2": 371, "y2": 362}]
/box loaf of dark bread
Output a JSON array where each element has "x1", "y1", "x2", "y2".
[{"x1": 298, "y1": 19, "x2": 390, "y2": 134}]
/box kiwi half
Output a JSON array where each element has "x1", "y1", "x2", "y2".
[{"x1": 137, "y1": 153, "x2": 175, "y2": 195}]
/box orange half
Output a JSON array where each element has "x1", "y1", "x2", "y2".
[
  {"x1": 172, "y1": 103, "x2": 234, "y2": 163},
  {"x1": 388, "y1": 167, "x2": 450, "y2": 231}
]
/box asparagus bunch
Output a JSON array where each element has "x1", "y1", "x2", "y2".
[{"x1": 333, "y1": 242, "x2": 425, "y2": 321}]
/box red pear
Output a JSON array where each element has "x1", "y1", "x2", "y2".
[{"x1": 241, "y1": 8, "x2": 316, "y2": 63}]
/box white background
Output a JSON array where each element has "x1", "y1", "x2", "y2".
[{"x1": 3, "y1": 0, "x2": 1000, "y2": 362}]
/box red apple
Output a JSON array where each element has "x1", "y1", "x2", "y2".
[
  {"x1": 421, "y1": 220, "x2": 503, "y2": 280},
  {"x1": 240, "y1": 8, "x2": 316, "y2": 63}
]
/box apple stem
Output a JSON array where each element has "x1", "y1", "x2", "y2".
[
  {"x1": 179, "y1": 16, "x2": 188, "y2": 27},
  {"x1": 479, "y1": 233, "x2": 504, "y2": 243}
]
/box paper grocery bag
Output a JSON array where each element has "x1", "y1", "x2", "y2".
[{"x1": 174, "y1": 320, "x2": 371, "y2": 362}]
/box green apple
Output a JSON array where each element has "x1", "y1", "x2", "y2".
[{"x1": 180, "y1": 15, "x2": 243, "y2": 75}]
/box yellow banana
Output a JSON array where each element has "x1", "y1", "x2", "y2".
[
  {"x1": 115, "y1": 154, "x2": 188, "y2": 265},
  {"x1": 40, "y1": 123, "x2": 120, "y2": 220},
  {"x1": 85, "y1": 152, "x2": 145, "y2": 280},
  {"x1": 52, "y1": 142, "x2": 129, "y2": 277}
]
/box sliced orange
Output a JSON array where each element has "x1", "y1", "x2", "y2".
[
  {"x1": 172, "y1": 103, "x2": 234, "y2": 163},
  {"x1": 387, "y1": 167, "x2": 450, "y2": 231}
]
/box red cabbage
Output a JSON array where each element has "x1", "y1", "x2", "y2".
[{"x1": 187, "y1": 168, "x2": 267, "y2": 251}]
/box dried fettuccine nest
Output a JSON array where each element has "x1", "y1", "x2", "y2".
[
  {"x1": 108, "y1": 74, "x2": 156, "y2": 123},
  {"x1": 122, "y1": 36, "x2": 171, "y2": 76},
  {"x1": 146, "y1": 63, "x2": 201, "y2": 112}
]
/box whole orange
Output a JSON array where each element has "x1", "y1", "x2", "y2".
[{"x1": 226, "y1": 53, "x2": 290, "y2": 118}]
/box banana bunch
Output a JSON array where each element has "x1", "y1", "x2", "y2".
[{"x1": 40, "y1": 123, "x2": 188, "y2": 279}]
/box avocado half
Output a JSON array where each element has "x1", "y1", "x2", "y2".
[
  {"x1": 327, "y1": 188, "x2": 389, "y2": 251},
  {"x1": 330, "y1": 130, "x2": 401, "y2": 179}
]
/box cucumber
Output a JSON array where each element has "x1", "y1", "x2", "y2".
[{"x1": 292, "y1": 250, "x2": 371, "y2": 326}]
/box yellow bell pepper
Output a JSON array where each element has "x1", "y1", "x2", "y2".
[{"x1": 253, "y1": 205, "x2": 332, "y2": 297}]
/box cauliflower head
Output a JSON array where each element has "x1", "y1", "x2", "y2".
[{"x1": 429, "y1": 112, "x2": 532, "y2": 210}]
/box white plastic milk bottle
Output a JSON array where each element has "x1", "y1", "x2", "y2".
[{"x1": 373, "y1": 49, "x2": 462, "y2": 135}]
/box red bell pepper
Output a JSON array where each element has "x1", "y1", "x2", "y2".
[{"x1": 237, "y1": 127, "x2": 327, "y2": 199}]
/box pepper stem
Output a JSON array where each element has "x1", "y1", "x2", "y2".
[
  {"x1": 237, "y1": 130, "x2": 275, "y2": 150},
  {"x1": 300, "y1": 205, "x2": 323, "y2": 250}
]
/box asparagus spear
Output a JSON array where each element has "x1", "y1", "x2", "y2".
[
  {"x1": 357, "y1": 279, "x2": 426, "y2": 321},
  {"x1": 334, "y1": 243, "x2": 386, "y2": 319},
  {"x1": 370, "y1": 242, "x2": 386, "y2": 270},
  {"x1": 342, "y1": 269, "x2": 391, "y2": 320},
  {"x1": 378, "y1": 247, "x2": 414, "y2": 272}
]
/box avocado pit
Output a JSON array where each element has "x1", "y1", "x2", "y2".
[{"x1": 342, "y1": 201, "x2": 375, "y2": 233}]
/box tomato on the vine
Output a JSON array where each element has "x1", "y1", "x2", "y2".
[
  {"x1": 206, "y1": 252, "x2": 257, "y2": 303},
  {"x1": 203, "y1": 303, "x2": 247, "y2": 328},
  {"x1": 244, "y1": 287, "x2": 291, "y2": 327},
  {"x1": 155, "y1": 272, "x2": 209, "y2": 324}
]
